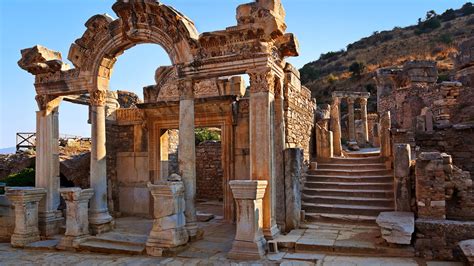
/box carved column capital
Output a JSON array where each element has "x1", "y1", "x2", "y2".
[
  {"x1": 248, "y1": 68, "x2": 275, "y2": 94},
  {"x1": 332, "y1": 96, "x2": 341, "y2": 105},
  {"x1": 35, "y1": 94, "x2": 62, "y2": 114},
  {"x1": 359, "y1": 97, "x2": 368, "y2": 106},
  {"x1": 90, "y1": 90, "x2": 107, "y2": 107},
  {"x1": 346, "y1": 97, "x2": 355, "y2": 105},
  {"x1": 178, "y1": 79, "x2": 194, "y2": 100}
]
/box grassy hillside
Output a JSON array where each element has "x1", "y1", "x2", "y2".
[{"x1": 300, "y1": 3, "x2": 474, "y2": 110}]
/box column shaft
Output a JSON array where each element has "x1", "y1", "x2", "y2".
[
  {"x1": 248, "y1": 69, "x2": 279, "y2": 239},
  {"x1": 89, "y1": 90, "x2": 113, "y2": 234},
  {"x1": 360, "y1": 98, "x2": 369, "y2": 143},
  {"x1": 178, "y1": 79, "x2": 198, "y2": 239},
  {"x1": 347, "y1": 98, "x2": 356, "y2": 141},
  {"x1": 330, "y1": 97, "x2": 342, "y2": 156}
]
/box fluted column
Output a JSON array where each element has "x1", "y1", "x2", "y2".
[
  {"x1": 89, "y1": 90, "x2": 113, "y2": 234},
  {"x1": 330, "y1": 97, "x2": 342, "y2": 156},
  {"x1": 360, "y1": 97, "x2": 369, "y2": 143},
  {"x1": 178, "y1": 79, "x2": 199, "y2": 240},
  {"x1": 248, "y1": 68, "x2": 279, "y2": 239},
  {"x1": 347, "y1": 97, "x2": 356, "y2": 141},
  {"x1": 35, "y1": 95, "x2": 63, "y2": 236}
]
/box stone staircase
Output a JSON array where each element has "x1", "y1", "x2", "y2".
[
  {"x1": 78, "y1": 232, "x2": 146, "y2": 255},
  {"x1": 302, "y1": 155, "x2": 394, "y2": 224}
]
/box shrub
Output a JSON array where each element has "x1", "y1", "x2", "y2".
[
  {"x1": 320, "y1": 50, "x2": 345, "y2": 60},
  {"x1": 349, "y1": 62, "x2": 366, "y2": 79},
  {"x1": 1, "y1": 168, "x2": 35, "y2": 188},
  {"x1": 415, "y1": 17, "x2": 442, "y2": 35},
  {"x1": 437, "y1": 74, "x2": 450, "y2": 83},
  {"x1": 327, "y1": 74, "x2": 337, "y2": 85},
  {"x1": 461, "y1": 2, "x2": 474, "y2": 16},
  {"x1": 438, "y1": 33, "x2": 453, "y2": 45},
  {"x1": 195, "y1": 128, "x2": 220, "y2": 144}
]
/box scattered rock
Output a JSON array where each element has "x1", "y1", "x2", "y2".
[{"x1": 376, "y1": 212, "x2": 414, "y2": 245}]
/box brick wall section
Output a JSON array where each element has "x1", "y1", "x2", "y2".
[
  {"x1": 195, "y1": 141, "x2": 223, "y2": 200},
  {"x1": 284, "y1": 85, "x2": 315, "y2": 162}
]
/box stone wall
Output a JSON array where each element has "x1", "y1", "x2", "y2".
[
  {"x1": 167, "y1": 129, "x2": 179, "y2": 176},
  {"x1": 0, "y1": 195, "x2": 13, "y2": 242},
  {"x1": 284, "y1": 64, "x2": 315, "y2": 162},
  {"x1": 196, "y1": 141, "x2": 223, "y2": 201}
]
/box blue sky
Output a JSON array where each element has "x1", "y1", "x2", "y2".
[{"x1": 0, "y1": 0, "x2": 469, "y2": 149}]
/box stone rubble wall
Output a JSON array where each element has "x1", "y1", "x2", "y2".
[
  {"x1": 195, "y1": 141, "x2": 223, "y2": 201},
  {"x1": 284, "y1": 84, "x2": 315, "y2": 162}
]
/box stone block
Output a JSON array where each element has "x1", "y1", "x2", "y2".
[
  {"x1": 459, "y1": 239, "x2": 474, "y2": 265},
  {"x1": 376, "y1": 212, "x2": 414, "y2": 245},
  {"x1": 283, "y1": 148, "x2": 302, "y2": 233}
]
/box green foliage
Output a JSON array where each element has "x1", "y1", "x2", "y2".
[
  {"x1": 349, "y1": 62, "x2": 366, "y2": 79},
  {"x1": 438, "y1": 33, "x2": 453, "y2": 45},
  {"x1": 195, "y1": 128, "x2": 220, "y2": 144},
  {"x1": 415, "y1": 13, "x2": 442, "y2": 35},
  {"x1": 461, "y1": 2, "x2": 474, "y2": 15},
  {"x1": 300, "y1": 65, "x2": 321, "y2": 84},
  {"x1": 327, "y1": 74, "x2": 337, "y2": 85},
  {"x1": 1, "y1": 168, "x2": 35, "y2": 188},
  {"x1": 319, "y1": 50, "x2": 345, "y2": 61},
  {"x1": 437, "y1": 74, "x2": 450, "y2": 83}
]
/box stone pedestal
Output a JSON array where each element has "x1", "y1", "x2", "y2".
[
  {"x1": 6, "y1": 187, "x2": 46, "y2": 247},
  {"x1": 146, "y1": 181, "x2": 189, "y2": 257},
  {"x1": 89, "y1": 91, "x2": 113, "y2": 234},
  {"x1": 36, "y1": 109, "x2": 63, "y2": 236},
  {"x1": 58, "y1": 188, "x2": 94, "y2": 250},
  {"x1": 178, "y1": 79, "x2": 199, "y2": 240},
  {"x1": 316, "y1": 124, "x2": 334, "y2": 159},
  {"x1": 228, "y1": 180, "x2": 267, "y2": 260}
]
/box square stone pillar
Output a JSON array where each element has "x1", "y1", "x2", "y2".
[
  {"x1": 248, "y1": 68, "x2": 279, "y2": 239},
  {"x1": 146, "y1": 179, "x2": 189, "y2": 256},
  {"x1": 360, "y1": 97, "x2": 369, "y2": 143},
  {"x1": 316, "y1": 124, "x2": 334, "y2": 159},
  {"x1": 57, "y1": 188, "x2": 94, "y2": 250},
  {"x1": 347, "y1": 97, "x2": 356, "y2": 141},
  {"x1": 177, "y1": 79, "x2": 200, "y2": 240},
  {"x1": 330, "y1": 96, "x2": 342, "y2": 156},
  {"x1": 89, "y1": 90, "x2": 113, "y2": 234},
  {"x1": 5, "y1": 187, "x2": 46, "y2": 247},
  {"x1": 35, "y1": 95, "x2": 63, "y2": 236},
  {"x1": 394, "y1": 144, "x2": 411, "y2": 212},
  {"x1": 228, "y1": 180, "x2": 267, "y2": 260}
]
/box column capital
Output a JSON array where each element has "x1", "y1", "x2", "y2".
[
  {"x1": 248, "y1": 67, "x2": 275, "y2": 94},
  {"x1": 346, "y1": 97, "x2": 355, "y2": 105},
  {"x1": 332, "y1": 96, "x2": 341, "y2": 105},
  {"x1": 89, "y1": 90, "x2": 107, "y2": 107},
  {"x1": 35, "y1": 95, "x2": 62, "y2": 114},
  {"x1": 359, "y1": 97, "x2": 368, "y2": 105},
  {"x1": 178, "y1": 79, "x2": 194, "y2": 100}
]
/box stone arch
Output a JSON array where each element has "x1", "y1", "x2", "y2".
[{"x1": 67, "y1": 0, "x2": 199, "y2": 92}]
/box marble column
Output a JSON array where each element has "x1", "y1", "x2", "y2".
[
  {"x1": 58, "y1": 188, "x2": 94, "y2": 250},
  {"x1": 248, "y1": 68, "x2": 279, "y2": 239},
  {"x1": 178, "y1": 79, "x2": 199, "y2": 240},
  {"x1": 273, "y1": 77, "x2": 286, "y2": 232},
  {"x1": 380, "y1": 111, "x2": 392, "y2": 159},
  {"x1": 330, "y1": 97, "x2": 342, "y2": 156},
  {"x1": 89, "y1": 90, "x2": 113, "y2": 234},
  {"x1": 360, "y1": 98, "x2": 369, "y2": 143},
  {"x1": 6, "y1": 187, "x2": 46, "y2": 247},
  {"x1": 228, "y1": 180, "x2": 268, "y2": 260},
  {"x1": 35, "y1": 95, "x2": 63, "y2": 236},
  {"x1": 347, "y1": 97, "x2": 356, "y2": 141}
]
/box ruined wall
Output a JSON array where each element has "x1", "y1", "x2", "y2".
[
  {"x1": 196, "y1": 141, "x2": 223, "y2": 201},
  {"x1": 284, "y1": 64, "x2": 315, "y2": 162},
  {"x1": 167, "y1": 129, "x2": 179, "y2": 176}
]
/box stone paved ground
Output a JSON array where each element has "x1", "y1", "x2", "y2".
[{"x1": 0, "y1": 244, "x2": 464, "y2": 266}]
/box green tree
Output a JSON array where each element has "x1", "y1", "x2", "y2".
[{"x1": 349, "y1": 62, "x2": 366, "y2": 78}]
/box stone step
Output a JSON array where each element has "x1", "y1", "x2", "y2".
[
  {"x1": 309, "y1": 169, "x2": 392, "y2": 176},
  {"x1": 302, "y1": 188, "x2": 393, "y2": 198},
  {"x1": 302, "y1": 202, "x2": 393, "y2": 217},
  {"x1": 304, "y1": 212, "x2": 378, "y2": 224},
  {"x1": 345, "y1": 152, "x2": 381, "y2": 158},
  {"x1": 317, "y1": 157, "x2": 385, "y2": 164},
  {"x1": 304, "y1": 181, "x2": 393, "y2": 190},
  {"x1": 305, "y1": 174, "x2": 392, "y2": 183},
  {"x1": 78, "y1": 232, "x2": 146, "y2": 255},
  {"x1": 317, "y1": 163, "x2": 387, "y2": 170},
  {"x1": 302, "y1": 194, "x2": 394, "y2": 207}
]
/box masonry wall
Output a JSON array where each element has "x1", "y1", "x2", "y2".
[{"x1": 196, "y1": 141, "x2": 223, "y2": 201}]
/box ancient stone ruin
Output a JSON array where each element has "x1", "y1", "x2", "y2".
[{"x1": 1, "y1": 0, "x2": 474, "y2": 264}]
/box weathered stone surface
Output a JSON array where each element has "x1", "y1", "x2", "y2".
[
  {"x1": 283, "y1": 148, "x2": 302, "y2": 233},
  {"x1": 376, "y1": 212, "x2": 414, "y2": 245},
  {"x1": 394, "y1": 144, "x2": 411, "y2": 212},
  {"x1": 459, "y1": 239, "x2": 474, "y2": 265}
]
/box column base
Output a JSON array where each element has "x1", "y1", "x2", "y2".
[
  {"x1": 89, "y1": 220, "x2": 115, "y2": 235},
  {"x1": 263, "y1": 224, "x2": 280, "y2": 240},
  {"x1": 186, "y1": 222, "x2": 203, "y2": 242},
  {"x1": 11, "y1": 232, "x2": 40, "y2": 248},
  {"x1": 38, "y1": 210, "x2": 64, "y2": 236},
  {"x1": 89, "y1": 209, "x2": 114, "y2": 235},
  {"x1": 228, "y1": 239, "x2": 266, "y2": 260},
  {"x1": 57, "y1": 235, "x2": 91, "y2": 251}
]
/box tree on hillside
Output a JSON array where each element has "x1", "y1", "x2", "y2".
[{"x1": 349, "y1": 62, "x2": 366, "y2": 79}]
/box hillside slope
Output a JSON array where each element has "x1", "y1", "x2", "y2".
[{"x1": 300, "y1": 3, "x2": 474, "y2": 110}]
